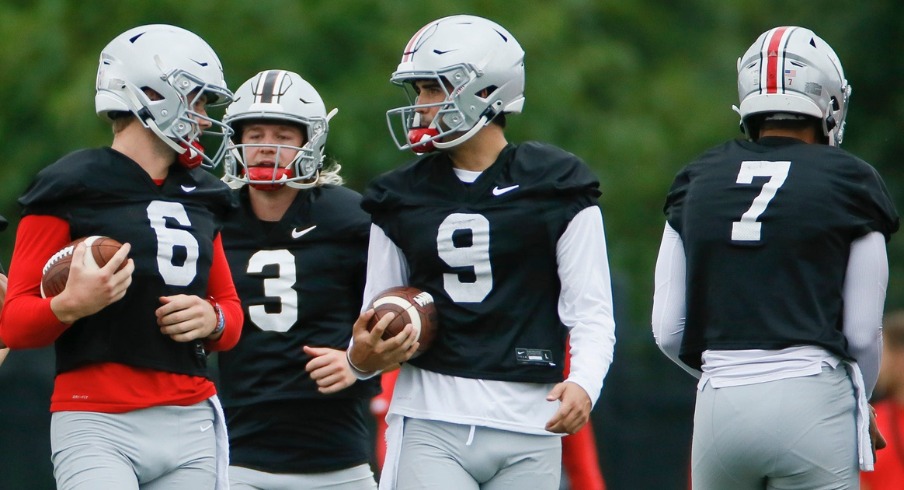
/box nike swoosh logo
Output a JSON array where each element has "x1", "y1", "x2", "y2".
[
  {"x1": 200, "y1": 423, "x2": 213, "y2": 432},
  {"x1": 181, "y1": 185, "x2": 197, "y2": 193},
  {"x1": 291, "y1": 225, "x2": 317, "y2": 239},
  {"x1": 492, "y1": 184, "x2": 519, "y2": 196}
]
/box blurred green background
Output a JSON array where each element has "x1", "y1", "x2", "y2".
[{"x1": 0, "y1": 1, "x2": 901, "y2": 489}]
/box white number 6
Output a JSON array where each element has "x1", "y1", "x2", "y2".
[{"x1": 147, "y1": 200, "x2": 200, "y2": 286}]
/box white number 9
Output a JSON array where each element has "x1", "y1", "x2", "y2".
[{"x1": 437, "y1": 213, "x2": 493, "y2": 303}]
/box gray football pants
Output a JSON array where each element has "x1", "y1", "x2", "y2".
[
  {"x1": 692, "y1": 366, "x2": 858, "y2": 490},
  {"x1": 51, "y1": 402, "x2": 217, "y2": 490},
  {"x1": 395, "y1": 418, "x2": 562, "y2": 490}
]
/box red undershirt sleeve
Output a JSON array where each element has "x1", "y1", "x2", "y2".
[
  {"x1": 203, "y1": 233, "x2": 243, "y2": 352},
  {"x1": 0, "y1": 215, "x2": 72, "y2": 348}
]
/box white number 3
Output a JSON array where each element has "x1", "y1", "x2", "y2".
[{"x1": 731, "y1": 161, "x2": 790, "y2": 242}]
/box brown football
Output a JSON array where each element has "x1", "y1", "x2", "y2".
[
  {"x1": 40, "y1": 236, "x2": 125, "y2": 298},
  {"x1": 367, "y1": 286, "x2": 438, "y2": 352}
]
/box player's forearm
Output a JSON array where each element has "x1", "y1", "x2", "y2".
[
  {"x1": 0, "y1": 215, "x2": 71, "y2": 348},
  {"x1": 842, "y1": 231, "x2": 887, "y2": 396},
  {"x1": 361, "y1": 224, "x2": 408, "y2": 311},
  {"x1": 1, "y1": 296, "x2": 69, "y2": 348},
  {"x1": 652, "y1": 223, "x2": 701, "y2": 378},
  {"x1": 556, "y1": 206, "x2": 616, "y2": 406},
  {"x1": 203, "y1": 234, "x2": 243, "y2": 352}
]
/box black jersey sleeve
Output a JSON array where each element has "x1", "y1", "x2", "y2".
[
  {"x1": 663, "y1": 144, "x2": 714, "y2": 235},
  {"x1": 845, "y1": 158, "x2": 899, "y2": 240},
  {"x1": 18, "y1": 149, "x2": 99, "y2": 218},
  {"x1": 506, "y1": 141, "x2": 601, "y2": 198},
  {"x1": 361, "y1": 154, "x2": 436, "y2": 217}
]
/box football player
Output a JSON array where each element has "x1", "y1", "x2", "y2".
[
  {"x1": 346, "y1": 15, "x2": 616, "y2": 489},
  {"x1": 0, "y1": 25, "x2": 243, "y2": 489},
  {"x1": 217, "y1": 69, "x2": 380, "y2": 490},
  {"x1": 652, "y1": 26, "x2": 898, "y2": 489}
]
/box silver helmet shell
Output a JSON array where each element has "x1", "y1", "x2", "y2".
[
  {"x1": 386, "y1": 15, "x2": 525, "y2": 152},
  {"x1": 735, "y1": 26, "x2": 851, "y2": 146},
  {"x1": 95, "y1": 24, "x2": 233, "y2": 167}
]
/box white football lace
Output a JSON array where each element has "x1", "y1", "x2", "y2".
[{"x1": 42, "y1": 245, "x2": 76, "y2": 275}]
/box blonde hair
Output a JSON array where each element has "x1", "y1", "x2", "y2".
[{"x1": 317, "y1": 159, "x2": 344, "y2": 186}]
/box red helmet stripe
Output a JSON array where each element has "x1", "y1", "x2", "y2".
[
  {"x1": 401, "y1": 21, "x2": 436, "y2": 62},
  {"x1": 762, "y1": 26, "x2": 793, "y2": 94}
]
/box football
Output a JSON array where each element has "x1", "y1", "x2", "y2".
[
  {"x1": 367, "y1": 286, "x2": 438, "y2": 352},
  {"x1": 40, "y1": 236, "x2": 125, "y2": 298}
]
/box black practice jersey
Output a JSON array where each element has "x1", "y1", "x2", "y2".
[
  {"x1": 665, "y1": 137, "x2": 899, "y2": 369},
  {"x1": 18, "y1": 147, "x2": 235, "y2": 376},
  {"x1": 217, "y1": 185, "x2": 377, "y2": 472},
  {"x1": 217, "y1": 185, "x2": 378, "y2": 404},
  {"x1": 363, "y1": 142, "x2": 601, "y2": 383}
]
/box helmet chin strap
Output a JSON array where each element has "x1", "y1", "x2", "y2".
[
  {"x1": 432, "y1": 115, "x2": 487, "y2": 150},
  {"x1": 407, "y1": 110, "x2": 489, "y2": 153},
  {"x1": 285, "y1": 174, "x2": 319, "y2": 189}
]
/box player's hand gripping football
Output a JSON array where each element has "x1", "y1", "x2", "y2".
[
  {"x1": 545, "y1": 381, "x2": 592, "y2": 434},
  {"x1": 348, "y1": 309, "x2": 419, "y2": 373},
  {"x1": 156, "y1": 294, "x2": 219, "y2": 343},
  {"x1": 303, "y1": 346, "x2": 357, "y2": 394},
  {"x1": 50, "y1": 241, "x2": 133, "y2": 324}
]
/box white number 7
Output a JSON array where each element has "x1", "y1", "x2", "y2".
[{"x1": 731, "y1": 161, "x2": 791, "y2": 242}]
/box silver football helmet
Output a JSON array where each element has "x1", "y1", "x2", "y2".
[
  {"x1": 222, "y1": 70, "x2": 336, "y2": 190},
  {"x1": 386, "y1": 15, "x2": 525, "y2": 152},
  {"x1": 95, "y1": 24, "x2": 234, "y2": 168},
  {"x1": 734, "y1": 26, "x2": 851, "y2": 146}
]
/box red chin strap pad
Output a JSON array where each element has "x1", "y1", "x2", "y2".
[
  {"x1": 246, "y1": 166, "x2": 292, "y2": 191},
  {"x1": 178, "y1": 141, "x2": 205, "y2": 169},
  {"x1": 407, "y1": 127, "x2": 439, "y2": 153}
]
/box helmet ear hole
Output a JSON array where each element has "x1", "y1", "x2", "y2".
[
  {"x1": 477, "y1": 86, "x2": 498, "y2": 99},
  {"x1": 825, "y1": 115, "x2": 836, "y2": 132}
]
